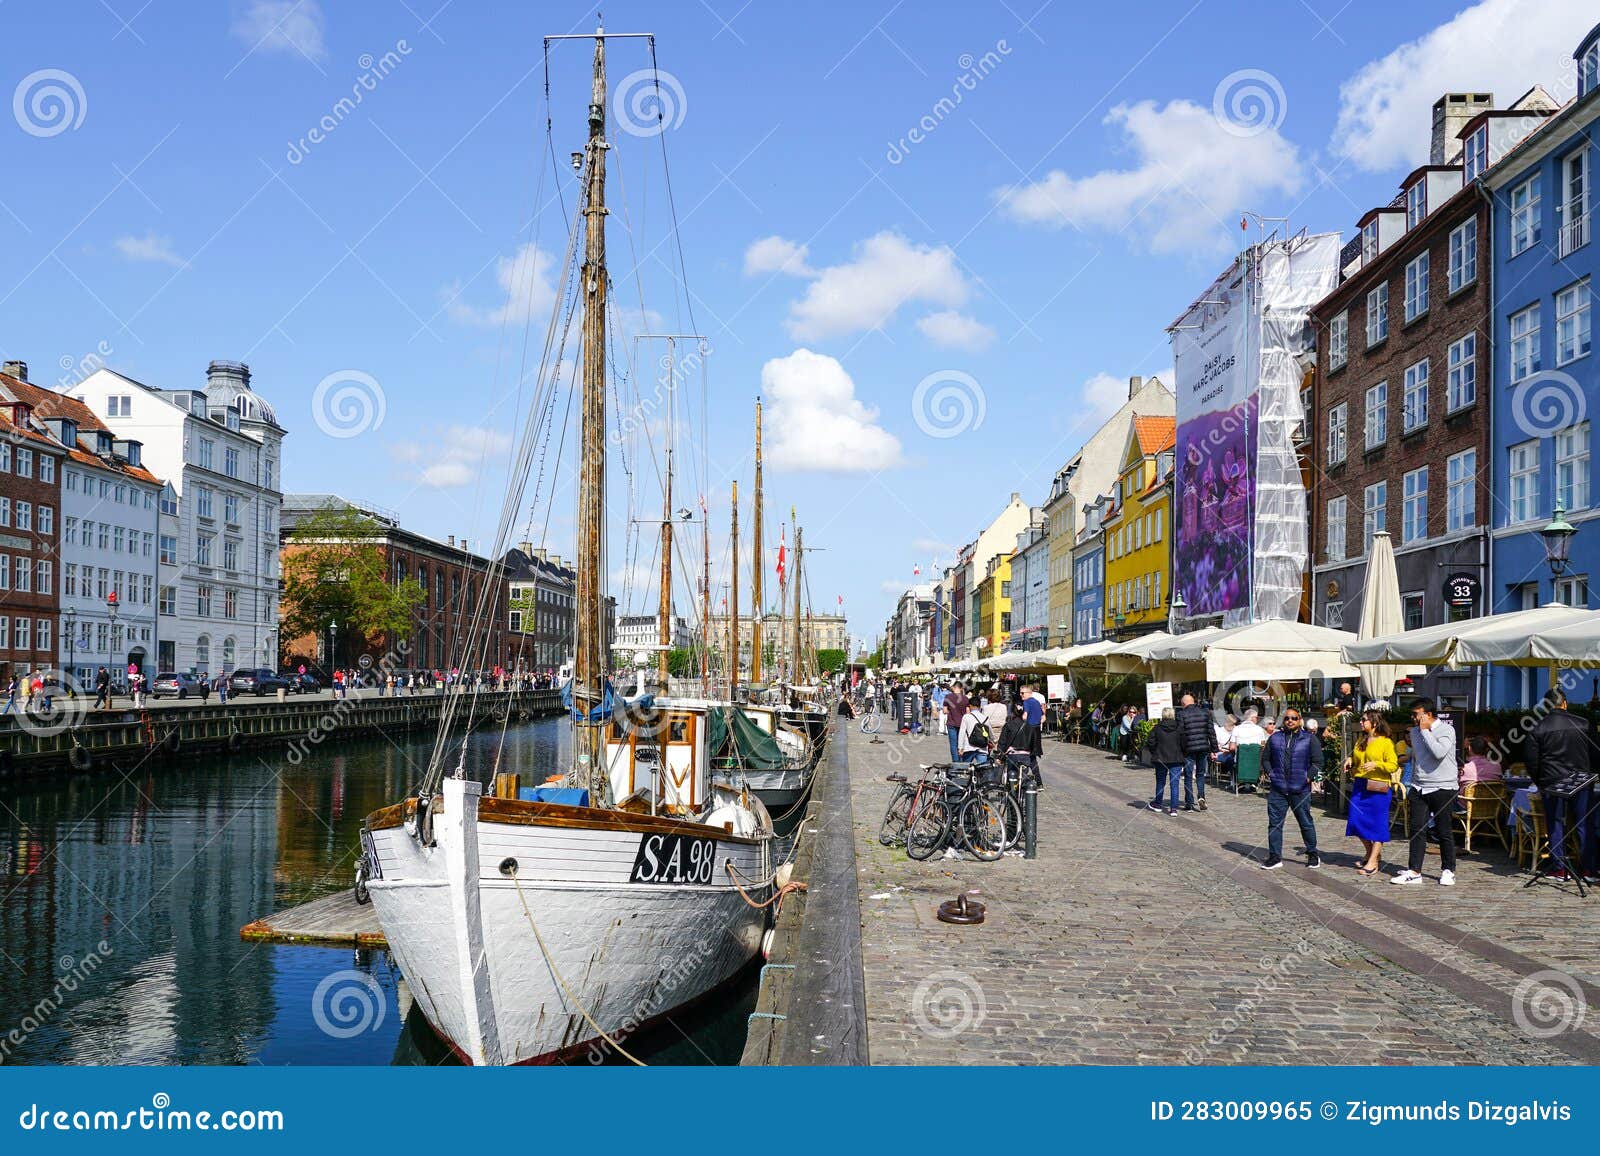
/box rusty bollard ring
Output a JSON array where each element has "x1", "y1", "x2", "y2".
[{"x1": 936, "y1": 894, "x2": 986, "y2": 924}]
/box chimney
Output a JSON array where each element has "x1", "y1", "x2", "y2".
[
  {"x1": 448, "y1": 535, "x2": 455, "y2": 547},
  {"x1": 2, "y1": 360, "x2": 27, "y2": 381},
  {"x1": 517, "y1": 540, "x2": 534, "y2": 555},
  {"x1": 1431, "y1": 93, "x2": 1493, "y2": 165},
  {"x1": 206, "y1": 360, "x2": 251, "y2": 391},
  {"x1": 1128, "y1": 375, "x2": 1143, "y2": 399}
]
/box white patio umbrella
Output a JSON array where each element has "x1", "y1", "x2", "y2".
[
  {"x1": 1355, "y1": 532, "x2": 1422, "y2": 700},
  {"x1": 1342, "y1": 604, "x2": 1593, "y2": 667},
  {"x1": 1516, "y1": 610, "x2": 1600, "y2": 663},
  {"x1": 1105, "y1": 630, "x2": 1176, "y2": 674},
  {"x1": 1191, "y1": 620, "x2": 1361, "y2": 683}
]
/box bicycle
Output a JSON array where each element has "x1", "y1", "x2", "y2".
[
  {"x1": 905, "y1": 761, "x2": 1018, "y2": 862},
  {"x1": 860, "y1": 705, "x2": 881, "y2": 734},
  {"x1": 879, "y1": 764, "x2": 944, "y2": 846}
]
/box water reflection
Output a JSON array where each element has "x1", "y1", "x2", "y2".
[{"x1": 0, "y1": 719, "x2": 754, "y2": 1066}]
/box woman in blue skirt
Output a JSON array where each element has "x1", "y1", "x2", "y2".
[{"x1": 1346, "y1": 710, "x2": 1399, "y2": 875}]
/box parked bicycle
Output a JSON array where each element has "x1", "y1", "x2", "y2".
[{"x1": 903, "y1": 761, "x2": 1019, "y2": 862}]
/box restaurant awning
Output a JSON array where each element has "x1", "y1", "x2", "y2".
[{"x1": 1340, "y1": 604, "x2": 1593, "y2": 668}]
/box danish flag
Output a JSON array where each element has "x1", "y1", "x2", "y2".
[{"x1": 776, "y1": 526, "x2": 787, "y2": 584}]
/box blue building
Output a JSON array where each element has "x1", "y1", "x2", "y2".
[
  {"x1": 1071, "y1": 494, "x2": 1109, "y2": 645},
  {"x1": 1487, "y1": 24, "x2": 1600, "y2": 705}
]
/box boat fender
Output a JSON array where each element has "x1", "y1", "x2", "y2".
[
  {"x1": 497, "y1": 857, "x2": 519, "y2": 876},
  {"x1": 226, "y1": 731, "x2": 244, "y2": 754},
  {"x1": 163, "y1": 729, "x2": 181, "y2": 755},
  {"x1": 409, "y1": 795, "x2": 435, "y2": 846},
  {"x1": 68, "y1": 745, "x2": 93, "y2": 772},
  {"x1": 760, "y1": 927, "x2": 775, "y2": 959},
  {"x1": 775, "y1": 862, "x2": 794, "y2": 889}
]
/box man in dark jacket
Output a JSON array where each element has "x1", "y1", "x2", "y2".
[
  {"x1": 1260, "y1": 709, "x2": 1323, "y2": 870},
  {"x1": 1524, "y1": 687, "x2": 1600, "y2": 883},
  {"x1": 1176, "y1": 693, "x2": 1218, "y2": 812},
  {"x1": 1143, "y1": 707, "x2": 1185, "y2": 815}
]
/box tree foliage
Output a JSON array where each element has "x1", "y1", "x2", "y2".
[
  {"x1": 280, "y1": 505, "x2": 426, "y2": 653},
  {"x1": 667, "y1": 647, "x2": 696, "y2": 678},
  {"x1": 814, "y1": 648, "x2": 847, "y2": 674}
]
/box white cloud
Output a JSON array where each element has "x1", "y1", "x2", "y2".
[
  {"x1": 1076, "y1": 368, "x2": 1173, "y2": 426},
  {"x1": 784, "y1": 232, "x2": 970, "y2": 342},
  {"x1": 393, "y1": 424, "x2": 512, "y2": 488},
  {"x1": 445, "y1": 243, "x2": 559, "y2": 327},
  {"x1": 916, "y1": 309, "x2": 995, "y2": 351},
  {"x1": 743, "y1": 235, "x2": 813, "y2": 277},
  {"x1": 114, "y1": 231, "x2": 183, "y2": 267},
  {"x1": 231, "y1": 0, "x2": 327, "y2": 62},
  {"x1": 1332, "y1": 0, "x2": 1592, "y2": 172},
  {"x1": 997, "y1": 99, "x2": 1304, "y2": 254},
  {"x1": 760, "y1": 348, "x2": 904, "y2": 472}
]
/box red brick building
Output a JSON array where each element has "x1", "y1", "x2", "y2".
[{"x1": 0, "y1": 403, "x2": 66, "y2": 683}]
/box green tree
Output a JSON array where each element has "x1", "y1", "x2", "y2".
[
  {"x1": 281, "y1": 505, "x2": 426, "y2": 659},
  {"x1": 814, "y1": 648, "x2": 847, "y2": 674},
  {"x1": 667, "y1": 647, "x2": 696, "y2": 678}
]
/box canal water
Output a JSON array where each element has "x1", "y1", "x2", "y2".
[{"x1": 0, "y1": 718, "x2": 759, "y2": 1066}]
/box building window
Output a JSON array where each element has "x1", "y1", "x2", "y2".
[
  {"x1": 1510, "y1": 174, "x2": 1541, "y2": 255},
  {"x1": 223, "y1": 637, "x2": 236, "y2": 670},
  {"x1": 196, "y1": 487, "x2": 213, "y2": 519},
  {"x1": 1556, "y1": 280, "x2": 1591, "y2": 365},
  {"x1": 64, "y1": 563, "x2": 76, "y2": 597},
  {"x1": 1406, "y1": 180, "x2": 1427, "y2": 229},
  {"x1": 1365, "y1": 284, "x2": 1389, "y2": 346},
  {"x1": 1364, "y1": 481, "x2": 1387, "y2": 539},
  {"x1": 1447, "y1": 333, "x2": 1477, "y2": 412},
  {"x1": 159, "y1": 586, "x2": 176, "y2": 615},
  {"x1": 16, "y1": 448, "x2": 32, "y2": 477},
  {"x1": 0, "y1": 556, "x2": 8, "y2": 589},
  {"x1": 1402, "y1": 359, "x2": 1429, "y2": 433},
  {"x1": 1402, "y1": 592, "x2": 1425, "y2": 631},
  {"x1": 1510, "y1": 304, "x2": 1541, "y2": 383},
  {"x1": 15, "y1": 557, "x2": 30, "y2": 592},
  {"x1": 38, "y1": 506, "x2": 52, "y2": 535},
  {"x1": 15, "y1": 502, "x2": 30, "y2": 531},
  {"x1": 1326, "y1": 496, "x2": 1347, "y2": 561},
  {"x1": 1402, "y1": 467, "x2": 1428, "y2": 544},
  {"x1": 1561, "y1": 147, "x2": 1590, "y2": 256},
  {"x1": 1555, "y1": 575, "x2": 1590, "y2": 607},
  {"x1": 1447, "y1": 449, "x2": 1477, "y2": 532},
  {"x1": 1509, "y1": 439, "x2": 1540, "y2": 523},
  {"x1": 196, "y1": 534, "x2": 212, "y2": 567},
  {"x1": 160, "y1": 490, "x2": 178, "y2": 516},
  {"x1": 196, "y1": 635, "x2": 210, "y2": 668},
  {"x1": 14, "y1": 619, "x2": 29, "y2": 651},
  {"x1": 37, "y1": 619, "x2": 50, "y2": 652},
  {"x1": 1328, "y1": 311, "x2": 1348, "y2": 370},
  {"x1": 224, "y1": 494, "x2": 239, "y2": 523},
  {"x1": 224, "y1": 446, "x2": 239, "y2": 478},
  {"x1": 107, "y1": 395, "x2": 131, "y2": 417},
  {"x1": 1464, "y1": 127, "x2": 1488, "y2": 183},
  {"x1": 37, "y1": 560, "x2": 51, "y2": 595},
  {"x1": 1365, "y1": 382, "x2": 1388, "y2": 450},
  {"x1": 197, "y1": 438, "x2": 214, "y2": 470},
  {"x1": 40, "y1": 456, "x2": 54, "y2": 484},
  {"x1": 1404, "y1": 252, "x2": 1429, "y2": 322},
  {"x1": 159, "y1": 535, "x2": 177, "y2": 565},
  {"x1": 197, "y1": 585, "x2": 213, "y2": 617},
  {"x1": 1448, "y1": 218, "x2": 1477, "y2": 293},
  {"x1": 1361, "y1": 221, "x2": 1379, "y2": 263},
  {"x1": 224, "y1": 588, "x2": 237, "y2": 619},
  {"x1": 223, "y1": 538, "x2": 239, "y2": 571},
  {"x1": 1325, "y1": 601, "x2": 1344, "y2": 629},
  {"x1": 1583, "y1": 41, "x2": 1600, "y2": 98},
  {"x1": 1556, "y1": 423, "x2": 1590, "y2": 511}
]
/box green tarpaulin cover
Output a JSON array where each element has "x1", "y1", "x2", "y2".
[{"x1": 706, "y1": 705, "x2": 791, "y2": 771}]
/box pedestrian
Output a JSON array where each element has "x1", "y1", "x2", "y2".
[
  {"x1": 1459, "y1": 735, "x2": 1503, "y2": 786},
  {"x1": 1392, "y1": 698, "x2": 1459, "y2": 887},
  {"x1": 957, "y1": 700, "x2": 991, "y2": 765},
  {"x1": 22, "y1": 674, "x2": 35, "y2": 713},
  {"x1": 981, "y1": 687, "x2": 1007, "y2": 738},
  {"x1": 1175, "y1": 692, "x2": 1218, "y2": 812},
  {"x1": 1142, "y1": 706, "x2": 1185, "y2": 815},
  {"x1": 95, "y1": 666, "x2": 111, "y2": 710},
  {"x1": 1333, "y1": 680, "x2": 1359, "y2": 712},
  {"x1": 1345, "y1": 709, "x2": 1398, "y2": 876},
  {"x1": 199, "y1": 672, "x2": 211, "y2": 702},
  {"x1": 943, "y1": 682, "x2": 968, "y2": 763},
  {"x1": 1118, "y1": 705, "x2": 1140, "y2": 762},
  {"x1": 1522, "y1": 686, "x2": 1599, "y2": 885},
  {"x1": 2, "y1": 675, "x2": 15, "y2": 715},
  {"x1": 1259, "y1": 707, "x2": 1323, "y2": 870}
]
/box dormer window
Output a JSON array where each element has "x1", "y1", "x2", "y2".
[
  {"x1": 96, "y1": 432, "x2": 113, "y2": 455},
  {"x1": 1361, "y1": 220, "x2": 1379, "y2": 263},
  {"x1": 1463, "y1": 127, "x2": 1488, "y2": 183},
  {"x1": 1406, "y1": 180, "x2": 1427, "y2": 228},
  {"x1": 1582, "y1": 41, "x2": 1599, "y2": 98}
]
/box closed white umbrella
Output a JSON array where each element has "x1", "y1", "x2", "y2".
[{"x1": 1356, "y1": 531, "x2": 1421, "y2": 700}]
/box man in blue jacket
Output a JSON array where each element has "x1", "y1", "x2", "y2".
[{"x1": 1259, "y1": 709, "x2": 1323, "y2": 871}]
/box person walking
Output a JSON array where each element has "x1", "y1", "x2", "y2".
[
  {"x1": 1345, "y1": 709, "x2": 1398, "y2": 876},
  {"x1": 981, "y1": 689, "x2": 1007, "y2": 741},
  {"x1": 957, "y1": 700, "x2": 991, "y2": 766},
  {"x1": 199, "y1": 672, "x2": 211, "y2": 703},
  {"x1": 1260, "y1": 708, "x2": 1323, "y2": 870},
  {"x1": 2, "y1": 675, "x2": 16, "y2": 715},
  {"x1": 1175, "y1": 692, "x2": 1218, "y2": 812},
  {"x1": 94, "y1": 666, "x2": 111, "y2": 710},
  {"x1": 1522, "y1": 686, "x2": 1600, "y2": 884},
  {"x1": 930, "y1": 683, "x2": 947, "y2": 735},
  {"x1": 217, "y1": 674, "x2": 229, "y2": 705},
  {"x1": 1143, "y1": 706, "x2": 1185, "y2": 815},
  {"x1": 1392, "y1": 698, "x2": 1460, "y2": 887},
  {"x1": 943, "y1": 682, "x2": 968, "y2": 764}
]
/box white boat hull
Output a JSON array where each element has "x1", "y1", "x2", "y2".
[{"x1": 366, "y1": 781, "x2": 771, "y2": 1065}]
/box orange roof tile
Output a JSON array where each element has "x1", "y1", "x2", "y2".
[
  {"x1": 0, "y1": 369, "x2": 163, "y2": 486},
  {"x1": 1131, "y1": 415, "x2": 1176, "y2": 456}
]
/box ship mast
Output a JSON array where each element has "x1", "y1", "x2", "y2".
[
  {"x1": 791, "y1": 524, "x2": 804, "y2": 687},
  {"x1": 573, "y1": 27, "x2": 610, "y2": 798},
  {"x1": 658, "y1": 341, "x2": 674, "y2": 685},
  {"x1": 729, "y1": 481, "x2": 740, "y2": 699},
  {"x1": 750, "y1": 398, "x2": 763, "y2": 686}
]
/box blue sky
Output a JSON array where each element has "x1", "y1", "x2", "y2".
[{"x1": 4, "y1": 0, "x2": 1595, "y2": 651}]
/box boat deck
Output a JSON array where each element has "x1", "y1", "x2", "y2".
[{"x1": 240, "y1": 889, "x2": 386, "y2": 949}]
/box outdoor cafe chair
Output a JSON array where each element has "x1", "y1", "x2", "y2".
[
  {"x1": 1454, "y1": 781, "x2": 1509, "y2": 853},
  {"x1": 1229, "y1": 744, "x2": 1263, "y2": 794}
]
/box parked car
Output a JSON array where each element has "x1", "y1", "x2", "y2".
[
  {"x1": 150, "y1": 672, "x2": 202, "y2": 699},
  {"x1": 229, "y1": 668, "x2": 291, "y2": 696},
  {"x1": 283, "y1": 672, "x2": 324, "y2": 693}
]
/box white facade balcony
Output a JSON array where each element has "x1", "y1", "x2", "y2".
[{"x1": 1560, "y1": 211, "x2": 1590, "y2": 258}]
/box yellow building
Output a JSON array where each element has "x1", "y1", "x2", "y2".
[
  {"x1": 971, "y1": 551, "x2": 1013, "y2": 657},
  {"x1": 1101, "y1": 416, "x2": 1176, "y2": 639}
]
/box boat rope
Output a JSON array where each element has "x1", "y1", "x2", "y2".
[
  {"x1": 724, "y1": 859, "x2": 806, "y2": 909},
  {"x1": 507, "y1": 868, "x2": 647, "y2": 1066}
]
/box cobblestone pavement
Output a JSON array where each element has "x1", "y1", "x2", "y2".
[{"x1": 850, "y1": 727, "x2": 1600, "y2": 1065}]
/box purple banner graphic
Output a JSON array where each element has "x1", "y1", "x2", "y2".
[{"x1": 1175, "y1": 395, "x2": 1256, "y2": 616}]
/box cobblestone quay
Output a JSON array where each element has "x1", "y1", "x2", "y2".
[{"x1": 850, "y1": 727, "x2": 1600, "y2": 1065}]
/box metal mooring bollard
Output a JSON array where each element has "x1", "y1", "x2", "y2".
[{"x1": 1024, "y1": 781, "x2": 1038, "y2": 859}]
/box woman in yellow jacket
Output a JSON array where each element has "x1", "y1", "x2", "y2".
[{"x1": 1345, "y1": 710, "x2": 1399, "y2": 875}]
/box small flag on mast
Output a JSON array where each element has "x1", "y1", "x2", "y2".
[{"x1": 776, "y1": 526, "x2": 787, "y2": 584}]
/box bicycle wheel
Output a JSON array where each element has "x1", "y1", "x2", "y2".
[
  {"x1": 879, "y1": 785, "x2": 914, "y2": 846},
  {"x1": 960, "y1": 793, "x2": 1012, "y2": 861},
  {"x1": 861, "y1": 711, "x2": 880, "y2": 734},
  {"x1": 904, "y1": 797, "x2": 950, "y2": 860}
]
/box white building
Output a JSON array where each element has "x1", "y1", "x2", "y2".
[
  {"x1": 0, "y1": 364, "x2": 163, "y2": 683},
  {"x1": 71, "y1": 362, "x2": 286, "y2": 675},
  {"x1": 1007, "y1": 512, "x2": 1048, "y2": 650},
  {"x1": 613, "y1": 612, "x2": 691, "y2": 657}
]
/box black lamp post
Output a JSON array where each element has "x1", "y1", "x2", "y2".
[
  {"x1": 328, "y1": 618, "x2": 339, "y2": 671},
  {"x1": 1541, "y1": 504, "x2": 1578, "y2": 600},
  {"x1": 1169, "y1": 587, "x2": 1187, "y2": 635}
]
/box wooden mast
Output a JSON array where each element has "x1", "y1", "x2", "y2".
[
  {"x1": 791, "y1": 525, "x2": 804, "y2": 686},
  {"x1": 750, "y1": 398, "x2": 763, "y2": 686},
  {"x1": 701, "y1": 496, "x2": 710, "y2": 694},
  {"x1": 573, "y1": 27, "x2": 609, "y2": 799},
  {"x1": 657, "y1": 340, "x2": 674, "y2": 684},
  {"x1": 729, "y1": 481, "x2": 739, "y2": 699}
]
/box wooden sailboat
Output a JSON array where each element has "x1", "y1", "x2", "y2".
[{"x1": 360, "y1": 27, "x2": 774, "y2": 1066}]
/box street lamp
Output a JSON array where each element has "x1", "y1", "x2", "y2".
[
  {"x1": 1169, "y1": 587, "x2": 1187, "y2": 635},
  {"x1": 63, "y1": 606, "x2": 77, "y2": 676},
  {"x1": 1114, "y1": 609, "x2": 1126, "y2": 640},
  {"x1": 328, "y1": 619, "x2": 339, "y2": 671},
  {"x1": 106, "y1": 592, "x2": 120, "y2": 687},
  {"x1": 1541, "y1": 504, "x2": 1578, "y2": 594}
]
